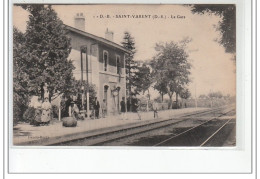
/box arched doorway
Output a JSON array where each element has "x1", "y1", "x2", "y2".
[{"x1": 111, "y1": 85, "x2": 121, "y2": 114}]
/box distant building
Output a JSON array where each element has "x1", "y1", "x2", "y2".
[{"x1": 66, "y1": 13, "x2": 130, "y2": 115}]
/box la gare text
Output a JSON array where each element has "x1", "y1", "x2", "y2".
[{"x1": 94, "y1": 15, "x2": 186, "y2": 19}]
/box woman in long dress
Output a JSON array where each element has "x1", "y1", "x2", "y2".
[{"x1": 41, "y1": 97, "x2": 52, "y2": 125}]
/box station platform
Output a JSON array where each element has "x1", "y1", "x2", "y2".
[{"x1": 13, "y1": 107, "x2": 209, "y2": 146}]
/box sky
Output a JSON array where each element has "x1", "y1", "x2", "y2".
[{"x1": 13, "y1": 4, "x2": 236, "y2": 98}]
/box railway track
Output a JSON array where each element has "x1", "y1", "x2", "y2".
[
  {"x1": 51, "y1": 107, "x2": 234, "y2": 146},
  {"x1": 153, "y1": 117, "x2": 235, "y2": 147},
  {"x1": 200, "y1": 118, "x2": 236, "y2": 146}
]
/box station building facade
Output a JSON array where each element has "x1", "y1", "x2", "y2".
[{"x1": 66, "y1": 13, "x2": 130, "y2": 115}]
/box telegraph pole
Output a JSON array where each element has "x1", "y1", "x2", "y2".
[
  {"x1": 81, "y1": 47, "x2": 90, "y2": 119},
  {"x1": 86, "y1": 49, "x2": 90, "y2": 119},
  {"x1": 195, "y1": 82, "x2": 197, "y2": 108},
  {"x1": 128, "y1": 57, "x2": 132, "y2": 112}
]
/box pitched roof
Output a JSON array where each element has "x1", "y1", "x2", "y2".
[{"x1": 65, "y1": 25, "x2": 131, "y2": 54}]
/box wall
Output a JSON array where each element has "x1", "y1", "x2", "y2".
[
  {"x1": 98, "y1": 43, "x2": 125, "y2": 74},
  {"x1": 98, "y1": 43, "x2": 126, "y2": 115},
  {"x1": 67, "y1": 31, "x2": 127, "y2": 115},
  {"x1": 68, "y1": 31, "x2": 100, "y2": 96}
]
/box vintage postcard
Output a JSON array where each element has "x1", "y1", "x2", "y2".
[{"x1": 12, "y1": 4, "x2": 236, "y2": 147}]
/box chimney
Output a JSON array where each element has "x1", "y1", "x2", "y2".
[
  {"x1": 105, "y1": 28, "x2": 114, "y2": 41},
  {"x1": 74, "y1": 13, "x2": 85, "y2": 31}
]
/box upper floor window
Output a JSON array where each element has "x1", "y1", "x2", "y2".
[
  {"x1": 116, "y1": 55, "x2": 121, "y2": 74},
  {"x1": 81, "y1": 47, "x2": 87, "y2": 72},
  {"x1": 103, "y1": 51, "x2": 108, "y2": 71}
]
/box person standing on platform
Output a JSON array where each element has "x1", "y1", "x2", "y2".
[
  {"x1": 94, "y1": 97, "x2": 100, "y2": 119},
  {"x1": 101, "y1": 99, "x2": 107, "y2": 118},
  {"x1": 153, "y1": 102, "x2": 159, "y2": 119},
  {"x1": 120, "y1": 97, "x2": 126, "y2": 120}
]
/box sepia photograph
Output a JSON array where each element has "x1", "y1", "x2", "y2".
[{"x1": 12, "y1": 4, "x2": 236, "y2": 147}]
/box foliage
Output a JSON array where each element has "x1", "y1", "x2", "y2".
[
  {"x1": 60, "y1": 97, "x2": 69, "y2": 118},
  {"x1": 154, "y1": 95, "x2": 164, "y2": 103},
  {"x1": 132, "y1": 63, "x2": 153, "y2": 97},
  {"x1": 150, "y1": 39, "x2": 191, "y2": 108},
  {"x1": 121, "y1": 32, "x2": 138, "y2": 111},
  {"x1": 126, "y1": 97, "x2": 139, "y2": 112},
  {"x1": 185, "y1": 98, "x2": 233, "y2": 108},
  {"x1": 189, "y1": 4, "x2": 236, "y2": 56},
  {"x1": 52, "y1": 105, "x2": 59, "y2": 118},
  {"x1": 22, "y1": 107, "x2": 36, "y2": 123},
  {"x1": 121, "y1": 31, "x2": 136, "y2": 62},
  {"x1": 18, "y1": 4, "x2": 75, "y2": 97},
  {"x1": 13, "y1": 27, "x2": 30, "y2": 124},
  {"x1": 208, "y1": 91, "x2": 223, "y2": 99},
  {"x1": 153, "y1": 81, "x2": 168, "y2": 102},
  {"x1": 199, "y1": 94, "x2": 209, "y2": 99},
  {"x1": 71, "y1": 80, "x2": 97, "y2": 106},
  {"x1": 13, "y1": 5, "x2": 76, "y2": 123},
  {"x1": 137, "y1": 96, "x2": 153, "y2": 111},
  {"x1": 179, "y1": 88, "x2": 191, "y2": 99}
]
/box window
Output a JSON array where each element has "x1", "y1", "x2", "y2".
[
  {"x1": 81, "y1": 50, "x2": 87, "y2": 72},
  {"x1": 103, "y1": 51, "x2": 108, "y2": 71},
  {"x1": 81, "y1": 48, "x2": 87, "y2": 81},
  {"x1": 116, "y1": 55, "x2": 121, "y2": 74}
]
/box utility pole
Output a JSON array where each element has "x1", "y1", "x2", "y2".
[
  {"x1": 86, "y1": 49, "x2": 90, "y2": 119},
  {"x1": 128, "y1": 58, "x2": 132, "y2": 112},
  {"x1": 210, "y1": 89, "x2": 213, "y2": 108},
  {"x1": 124, "y1": 54, "x2": 128, "y2": 113},
  {"x1": 195, "y1": 82, "x2": 197, "y2": 108},
  {"x1": 80, "y1": 51, "x2": 84, "y2": 111},
  {"x1": 81, "y1": 47, "x2": 90, "y2": 119}
]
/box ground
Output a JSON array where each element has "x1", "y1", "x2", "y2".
[{"x1": 13, "y1": 108, "x2": 209, "y2": 145}]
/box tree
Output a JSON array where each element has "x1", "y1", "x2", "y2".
[
  {"x1": 179, "y1": 88, "x2": 191, "y2": 108},
  {"x1": 17, "y1": 5, "x2": 75, "y2": 97},
  {"x1": 189, "y1": 4, "x2": 236, "y2": 58},
  {"x1": 150, "y1": 40, "x2": 191, "y2": 109},
  {"x1": 13, "y1": 5, "x2": 76, "y2": 123},
  {"x1": 13, "y1": 27, "x2": 30, "y2": 124},
  {"x1": 132, "y1": 63, "x2": 153, "y2": 111},
  {"x1": 153, "y1": 80, "x2": 167, "y2": 102},
  {"x1": 199, "y1": 94, "x2": 209, "y2": 99},
  {"x1": 121, "y1": 31, "x2": 137, "y2": 111},
  {"x1": 179, "y1": 88, "x2": 191, "y2": 99},
  {"x1": 70, "y1": 80, "x2": 97, "y2": 109},
  {"x1": 132, "y1": 63, "x2": 153, "y2": 99},
  {"x1": 208, "y1": 91, "x2": 223, "y2": 99}
]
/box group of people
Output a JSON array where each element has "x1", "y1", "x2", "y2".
[
  {"x1": 90, "y1": 97, "x2": 158, "y2": 120},
  {"x1": 90, "y1": 97, "x2": 127, "y2": 120},
  {"x1": 90, "y1": 97, "x2": 102, "y2": 119},
  {"x1": 27, "y1": 81, "x2": 130, "y2": 125},
  {"x1": 63, "y1": 96, "x2": 111, "y2": 120},
  {"x1": 28, "y1": 83, "x2": 52, "y2": 126}
]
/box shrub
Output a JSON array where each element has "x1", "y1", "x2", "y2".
[
  {"x1": 13, "y1": 93, "x2": 29, "y2": 125},
  {"x1": 22, "y1": 107, "x2": 36, "y2": 123}
]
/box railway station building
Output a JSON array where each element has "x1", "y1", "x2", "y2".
[{"x1": 66, "y1": 13, "x2": 130, "y2": 115}]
